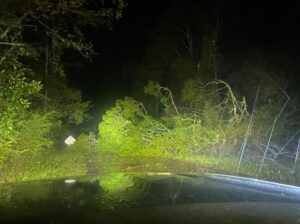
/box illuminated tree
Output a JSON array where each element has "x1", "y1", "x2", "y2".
[{"x1": 0, "y1": 0, "x2": 125, "y2": 158}]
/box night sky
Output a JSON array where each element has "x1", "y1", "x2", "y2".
[{"x1": 65, "y1": 0, "x2": 300, "y2": 122}]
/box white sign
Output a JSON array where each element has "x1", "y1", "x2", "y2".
[{"x1": 64, "y1": 135, "x2": 76, "y2": 146}]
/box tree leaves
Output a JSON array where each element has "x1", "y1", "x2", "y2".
[{"x1": 0, "y1": 0, "x2": 125, "y2": 160}]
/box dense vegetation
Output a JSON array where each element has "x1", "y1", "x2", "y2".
[
  {"x1": 0, "y1": 0, "x2": 124, "y2": 164},
  {"x1": 1, "y1": 0, "x2": 300, "y2": 185},
  {"x1": 98, "y1": 2, "x2": 300, "y2": 182}
]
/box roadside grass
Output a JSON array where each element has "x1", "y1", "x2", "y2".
[
  {"x1": 1, "y1": 148, "x2": 299, "y2": 186},
  {"x1": 105, "y1": 153, "x2": 300, "y2": 186},
  {"x1": 0, "y1": 149, "x2": 88, "y2": 183}
]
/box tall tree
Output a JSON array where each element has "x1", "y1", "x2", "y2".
[
  {"x1": 123, "y1": 1, "x2": 221, "y2": 102},
  {"x1": 0, "y1": 0, "x2": 125, "y2": 156}
]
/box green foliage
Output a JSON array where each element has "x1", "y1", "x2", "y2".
[
  {"x1": 0, "y1": 0, "x2": 125, "y2": 57},
  {"x1": 0, "y1": 68, "x2": 41, "y2": 154},
  {"x1": 72, "y1": 132, "x2": 97, "y2": 151},
  {"x1": 0, "y1": 0, "x2": 124, "y2": 159},
  {"x1": 227, "y1": 51, "x2": 299, "y2": 146},
  {"x1": 99, "y1": 80, "x2": 248, "y2": 157},
  {"x1": 12, "y1": 112, "x2": 61, "y2": 154},
  {"x1": 98, "y1": 97, "x2": 145, "y2": 154},
  {"x1": 50, "y1": 88, "x2": 92, "y2": 125},
  {"x1": 144, "y1": 80, "x2": 179, "y2": 115},
  {"x1": 0, "y1": 10, "x2": 42, "y2": 148}
]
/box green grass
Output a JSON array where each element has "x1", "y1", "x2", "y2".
[
  {"x1": 1, "y1": 148, "x2": 299, "y2": 186},
  {"x1": 0, "y1": 149, "x2": 88, "y2": 183}
]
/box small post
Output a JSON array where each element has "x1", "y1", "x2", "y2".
[{"x1": 293, "y1": 137, "x2": 300, "y2": 171}]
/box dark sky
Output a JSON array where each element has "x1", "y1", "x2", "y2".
[
  {"x1": 65, "y1": 0, "x2": 300, "y2": 121},
  {"x1": 66, "y1": 0, "x2": 168, "y2": 106}
]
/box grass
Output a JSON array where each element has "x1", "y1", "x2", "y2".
[
  {"x1": 0, "y1": 149, "x2": 88, "y2": 183},
  {"x1": 0, "y1": 147, "x2": 299, "y2": 186},
  {"x1": 105, "y1": 153, "x2": 300, "y2": 186}
]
